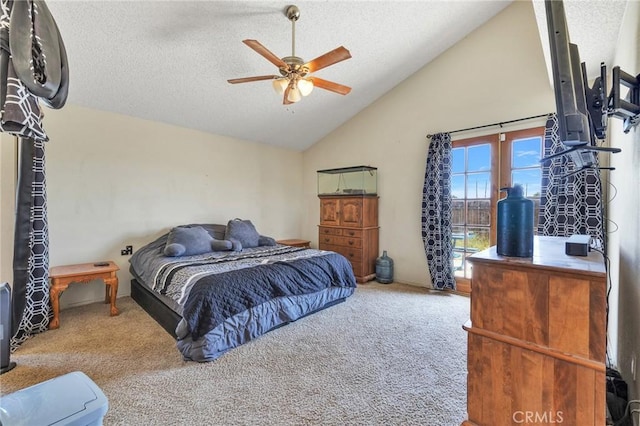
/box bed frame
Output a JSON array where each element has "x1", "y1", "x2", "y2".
[
  {"x1": 130, "y1": 278, "x2": 347, "y2": 340},
  {"x1": 131, "y1": 279, "x2": 181, "y2": 338}
]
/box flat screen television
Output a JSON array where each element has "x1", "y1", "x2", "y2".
[{"x1": 544, "y1": 0, "x2": 620, "y2": 172}]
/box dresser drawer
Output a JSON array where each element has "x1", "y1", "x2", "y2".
[
  {"x1": 318, "y1": 235, "x2": 363, "y2": 248},
  {"x1": 318, "y1": 243, "x2": 340, "y2": 252},
  {"x1": 334, "y1": 236, "x2": 363, "y2": 248},
  {"x1": 319, "y1": 235, "x2": 341, "y2": 245},
  {"x1": 319, "y1": 227, "x2": 343, "y2": 236},
  {"x1": 319, "y1": 243, "x2": 363, "y2": 262},
  {"x1": 341, "y1": 229, "x2": 362, "y2": 238},
  {"x1": 333, "y1": 246, "x2": 363, "y2": 263},
  {"x1": 318, "y1": 240, "x2": 344, "y2": 254},
  {"x1": 348, "y1": 261, "x2": 363, "y2": 276},
  {"x1": 319, "y1": 243, "x2": 363, "y2": 276}
]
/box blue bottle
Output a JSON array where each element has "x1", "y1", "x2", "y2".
[
  {"x1": 496, "y1": 185, "x2": 534, "y2": 257},
  {"x1": 375, "y1": 251, "x2": 394, "y2": 284}
]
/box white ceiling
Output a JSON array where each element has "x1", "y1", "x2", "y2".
[
  {"x1": 531, "y1": 0, "x2": 628, "y2": 85},
  {"x1": 45, "y1": 0, "x2": 628, "y2": 151}
]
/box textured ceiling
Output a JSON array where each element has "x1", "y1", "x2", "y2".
[
  {"x1": 532, "y1": 0, "x2": 628, "y2": 84},
  {"x1": 45, "y1": 0, "x2": 627, "y2": 151}
]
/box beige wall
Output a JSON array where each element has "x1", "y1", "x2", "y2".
[
  {"x1": 302, "y1": 1, "x2": 555, "y2": 286},
  {"x1": 0, "y1": 134, "x2": 17, "y2": 285},
  {"x1": 608, "y1": 0, "x2": 640, "y2": 401},
  {"x1": 37, "y1": 104, "x2": 303, "y2": 308}
]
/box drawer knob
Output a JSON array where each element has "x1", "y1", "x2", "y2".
[
  {"x1": 324, "y1": 238, "x2": 330, "y2": 242},
  {"x1": 348, "y1": 231, "x2": 355, "y2": 236},
  {"x1": 348, "y1": 241, "x2": 354, "y2": 245},
  {"x1": 324, "y1": 230, "x2": 329, "y2": 234}
]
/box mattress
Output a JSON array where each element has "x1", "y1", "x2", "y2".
[{"x1": 129, "y1": 229, "x2": 356, "y2": 361}]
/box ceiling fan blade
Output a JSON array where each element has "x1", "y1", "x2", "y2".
[
  {"x1": 304, "y1": 46, "x2": 351, "y2": 73},
  {"x1": 242, "y1": 39, "x2": 287, "y2": 69},
  {"x1": 227, "y1": 75, "x2": 278, "y2": 84},
  {"x1": 310, "y1": 77, "x2": 351, "y2": 95}
]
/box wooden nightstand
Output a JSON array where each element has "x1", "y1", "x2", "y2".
[
  {"x1": 49, "y1": 261, "x2": 119, "y2": 329},
  {"x1": 277, "y1": 239, "x2": 311, "y2": 248}
]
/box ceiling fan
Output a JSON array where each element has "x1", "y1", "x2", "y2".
[{"x1": 227, "y1": 5, "x2": 352, "y2": 105}]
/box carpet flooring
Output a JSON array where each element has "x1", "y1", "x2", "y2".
[{"x1": 0, "y1": 282, "x2": 470, "y2": 425}]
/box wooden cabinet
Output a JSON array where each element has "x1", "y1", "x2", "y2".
[
  {"x1": 462, "y1": 236, "x2": 606, "y2": 426},
  {"x1": 319, "y1": 195, "x2": 379, "y2": 283}
]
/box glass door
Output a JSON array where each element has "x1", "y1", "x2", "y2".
[
  {"x1": 451, "y1": 135, "x2": 498, "y2": 292},
  {"x1": 451, "y1": 127, "x2": 544, "y2": 293}
]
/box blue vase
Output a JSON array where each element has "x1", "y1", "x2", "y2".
[{"x1": 496, "y1": 185, "x2": 534, "y2": 257}]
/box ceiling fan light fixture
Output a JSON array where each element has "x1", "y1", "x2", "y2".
[
  {"x1": 287, "y1": 85, "x2": 302, "y2": 103},
  {"x1": 227, "y1": 4, "x2": 352, "y2": 105},
  {"x1": 297, "y1": 78, "x2": 314, "y2": 96},
  {"x1": 273, "y1": 78, "x2": 288, "y2": 94}
]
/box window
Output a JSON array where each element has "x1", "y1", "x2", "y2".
[
  {"x1": 501, "y1": 128, "x2": 544, "y2": 231},
  {"x1": 452, "y1": 127, "x2": 544, "y2": 293}
]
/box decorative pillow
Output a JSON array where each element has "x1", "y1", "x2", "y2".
[
  {"x1": 211, "y1": 239, "x2": 233, "y2": 252},
  {"x1": 225, "y1": 219, "x2": 260, "y2": 248},
  {"x1": 228, "y1": 237, "x2": 243, "y2": 252},
  {"x1": 163, "y1": 226, "x2": 214, "y2": 257},
  {"x1": 201, "y1": 224, "x2": 226, "y2": 240},
  {"x1": 258, "y1": 235, "x2": 277, "y2": 246},
  {"x1": 182, "y1": 223, "x2": 226, "y2": 240}
]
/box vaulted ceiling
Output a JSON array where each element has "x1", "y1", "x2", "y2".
[{"x1": 46, "y1": 0, "x2": 628, "y2": 150}]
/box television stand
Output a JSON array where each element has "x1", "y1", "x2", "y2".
[{"x1": 462, "y1": 236, "x2": 607, "y2": 426}]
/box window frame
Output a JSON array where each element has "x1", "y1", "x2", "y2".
[{"x1": 499, "y1": 127, "x2": 546, "y2": 191}]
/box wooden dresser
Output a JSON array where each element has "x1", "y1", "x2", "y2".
[
  {"x1": 318, "y1": 195, "x2": 379, "y2": 283},
  {"x1": 462, "y1": 236, "x2": 606, "y2": 426}
]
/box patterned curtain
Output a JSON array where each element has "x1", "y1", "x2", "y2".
[
  {"x1": 11, "y1": 138, "x2": 51, "y2": 350},
  {"x1": 422, "y1": 133, "x2": 455, "y2": 290},
  {"x1": 1, "y1": 0, "x2": 68, "y2": 349},
  {"x1": 537, "y1": 113, "x2": 604, "y2": 247}
]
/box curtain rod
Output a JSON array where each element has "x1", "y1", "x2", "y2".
[{"x1": 426, "y1": 113, "x2": 550, "y2": 139}]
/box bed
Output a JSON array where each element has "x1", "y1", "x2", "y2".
[{"x1": 129, "y1": 223, "x2": 357, "y2": 362}]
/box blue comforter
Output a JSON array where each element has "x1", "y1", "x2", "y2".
[{"x1": 183, "y1": 253, "x2": 356, "y2": 340}]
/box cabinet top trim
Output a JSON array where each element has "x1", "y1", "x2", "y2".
[
  {"x1": 318, "y1": 195, "x2": 379, "y2": 199},
  {"x1": 318, "y1": 225, "x2": 380, "y2": 229},
  {"x1": 468, "y1": 236, "x2": 606, "y2": 276}
]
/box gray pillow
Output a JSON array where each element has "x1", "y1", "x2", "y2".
[
  {"x1": 164, "y1": 226, "x2": 213, "y2": 257},
  {"x1": 225, "y1": 219, "x2": 260, "y2": 248},
  {"x1": 182, "y1": 223, "x2": 226, "y2": 240},
  {"x1": 228, "y1": 237, "x2": 243, "y2": 252},
  {"x1": 211, "y1": 239, "x2": 233, "y2": 251},
  {"x1": 258, "y1": 235, "x2": 276, "y2": 246}
]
